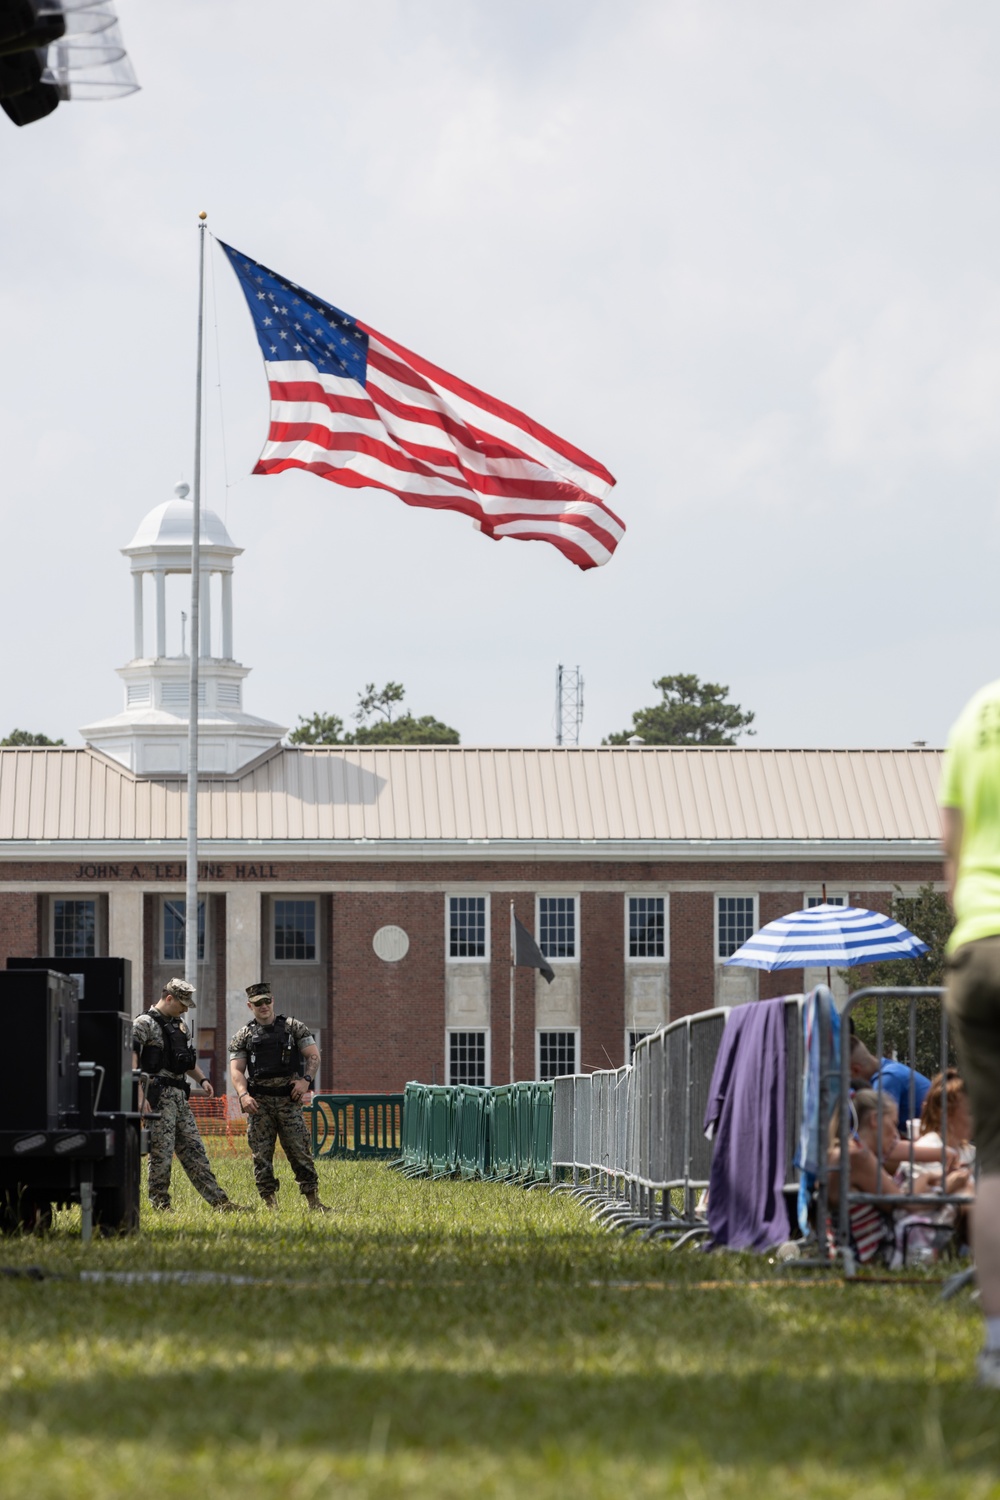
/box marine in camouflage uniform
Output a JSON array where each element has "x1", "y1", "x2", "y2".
[
  {"x1": 132, "y1": 979, "x2": 243, "y2": 1212},
  {"x1": 229, "y1": 982, "x2": 329, "y2": 1211}
]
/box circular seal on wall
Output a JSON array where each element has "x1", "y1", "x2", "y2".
[{"x1": 372, "y1": 924, "x2": 410, "y2": 962}]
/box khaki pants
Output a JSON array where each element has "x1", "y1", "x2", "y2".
[{"x1": 946, "y1": 936, "x2": 1000, "y2": 1174}]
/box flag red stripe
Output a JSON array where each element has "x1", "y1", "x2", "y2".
[
  {"x1": 260, "y1": 431, "x2": 621, "y2": 550},
  {"x1": 360, "y1": 326, "x2": 616, "y2": 488},
  {"x1": 265, "y1": 416, "x2": 619, "y2": 511},
  {"x1": 274, "y1": 371, "x2": 574, "y2": 478},
  {"x1": 254, "y1": 456, "x2": 606, "y2": 569},
  {"x1": 266, "y1": 377, "x2": 625, "y2": 532}
]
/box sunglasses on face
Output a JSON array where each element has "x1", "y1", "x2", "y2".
[{"x1": 249, "y1": 998, "x2": 272, "y2": 1008}]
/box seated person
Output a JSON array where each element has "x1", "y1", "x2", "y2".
[
  {"x1": 849, "y1": 1031, "x2": 932, "y2": 1136},
  {"x1": 828, "y1": 1090, "x2": 971, "y2": 1265},
  {"x1": 895, "y1": 1070, "x2": 976, "y2": 1256},
  {"x1": 911, "y1": 1068, "x2": 975, "y2": 1176}
]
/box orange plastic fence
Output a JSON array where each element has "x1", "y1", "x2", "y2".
[{"x1": 188, "y1": 1092, "x2": 248, "y2": 1153}]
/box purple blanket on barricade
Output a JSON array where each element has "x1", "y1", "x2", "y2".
[{"x1": 703, "y1": 996, "x2": 790, "y2": 1250}]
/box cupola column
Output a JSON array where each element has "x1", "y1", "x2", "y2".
[
  {"x1": 221, "y1": 571, "x2": 233, "y2": 660},
  {"x1": 200, "y1": 567, "x2": 212, "y2": 659},
  {"x1": 132, "y1": 572, "x2": 144, "y2": 660},
  {"x1": 155, "y1": 569, "x2": 167, "y2": 659}
]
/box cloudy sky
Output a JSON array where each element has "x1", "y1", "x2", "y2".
[{"x1": 3, "y1": 1, "x2": 999, "y2": 749}]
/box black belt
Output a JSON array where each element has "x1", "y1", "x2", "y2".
[
  {"x1": 248, "y1": 1081, "x2": 296, "y2": 1098},
  {"x1": 148, "y1": 1075, "x2": 190, "y2": 1101}
]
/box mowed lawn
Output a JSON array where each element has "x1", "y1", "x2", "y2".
[{"x1": 0, "y1": 1149, "x2": 997, "y2": 1499}]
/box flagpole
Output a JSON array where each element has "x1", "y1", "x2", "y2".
[
  {"x1": 509, "y1": 899, "x2": 515, "y2": 1085},
  {"x1": 185, "y1": 212, "x2": 208, "y2": 1039}
]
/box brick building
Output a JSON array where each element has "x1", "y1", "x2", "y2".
[{"x1": 0, "y1": 490, "x2": 945, "y2": 1095}]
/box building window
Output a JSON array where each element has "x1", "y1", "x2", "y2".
[
  {"x1": 448, "y1": 895, "x2": 488, "y2": 959},
  {"x1": 274, "y1": 899, "x2": 317, "y2": 962},
  {"x1": 716, "y1": 895, "x2": 756, "y2": 960},
  {"x1": 162, "y1": 898, "x2": 206, "y2": 964},
  {"x1": 448, "y1": 1030, "x2": 488, "y2": 1087},
  {"x1": 627, "y1": 896, "x2": 666, "y2": 959},
  {"x1": 627, "y1": 1029, "x2": 651, "y2": 1063},
  {"x1": 53, "y1": 899, "x2": 96, "y2": 959},
  {"x1": 805, "y1": 893, "x2": 847, "y2": 908},
  {"x1": 538, "y1": 1030, "x2": 578, "y2": 1080},
  {"x1": 538, "y1": 895, "x2": 577, "y2": 961}
]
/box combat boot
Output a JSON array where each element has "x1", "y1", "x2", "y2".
[
  {"x1": 305, "y1": 1191, "x2": 331, "y2": 1213},
  {"x1": 262, "y1": 1195, "x2": 279, "y2": 1211},
  {"x1": 214, "y1": 1200, "x2": 251, "y2": 1213}
]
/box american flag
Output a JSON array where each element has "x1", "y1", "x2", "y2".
[{"x1": 220, "y1": 243, "x2": 624, "y2": 570}]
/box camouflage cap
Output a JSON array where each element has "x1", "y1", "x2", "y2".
[
  {"x1": 163, "y1": 978, "x2": 195, "y2": 1006},
  {"x1": 245, "y1": 981, "x2": 273, "y2": 1001}
]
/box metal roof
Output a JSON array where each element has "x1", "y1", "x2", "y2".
[{"x1": 0, "y1": 745, "x2": 944, "y2": 846}]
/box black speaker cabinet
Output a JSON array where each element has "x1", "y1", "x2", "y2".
[
  {"x1": 78, "y1": 1010, "x2": 134, "y2": 1114},
  {"x1": 0, "y1": 969, "x2": 78, "y2": 1129},
  {"x1": 8, "y1": 956, "x2": 132, "y2": 1013}
]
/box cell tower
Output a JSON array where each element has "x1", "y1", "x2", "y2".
[{"x1": 555, "y1": 664, "x2": 584, "y2": 747}]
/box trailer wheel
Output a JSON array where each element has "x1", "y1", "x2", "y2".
[{"x1": 94, "y1": 1123, "x2": 141, "y2": 1235}]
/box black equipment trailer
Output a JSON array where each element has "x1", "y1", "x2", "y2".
[{"x1": 0, "y1": 958, "x2": 145, "y2": 1237}]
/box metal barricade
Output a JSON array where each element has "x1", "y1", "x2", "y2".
[
  {"x1": 834, "y1": 986, "x2": 969, "y2": 1274},
  {"x1": 646, "y1": 1030, "x2": 666, "y2": 1197},
  {"x1": 593, "y1": 1070, "x2": 616, "y2": 1187},
  {"x1": 783, "y1": 995, "x2": 805, "y2": 1187},
  {"x1": 551, "y1": 1075, "x2": 575, "y2": 1181},
  {"x1": 663, "y1": 1020, "x2": 687, "y2": 1191},
  {"x1": 688, "y1": 1008, "x2": 728, "y2": 1189},
  {"x1": 573, "y1": 1074, "x2": 593, "y2": 1181},
  {"x1": 594, "y1": 1065, "x2": 634, "y2": 1221}
]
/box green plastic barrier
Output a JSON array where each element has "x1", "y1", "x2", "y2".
[
  {"x1": 398, "y1": 1082, "x2": 422, "y2": 1166},
  {"x1": 310, "y1": 1094, "x2": 404, "y2": 1159},
  {"x1": 514, "y1": 1082, "x2": 536, "y2": 1178},
  {"x1": 488, "y1": 1086, "x2": 516, "y2": 1180},
  {"x1": 530, "y1": 1083, "x2": 553, "y2": 1181},
  {"x1": 398, "y1": 1079, "x2": 554, "y2": 1182},
  {"x1": 454, "y1": 1086, "x2": 489, "y2": 1178},
  {"x1": 427, "y1": 1086, "x2": 456, "y2": 1176},
  {"x1": 397, "y1": 1082, "x2": 430, "y2": 1173}
]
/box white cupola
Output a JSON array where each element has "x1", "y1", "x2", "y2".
[{"x1": 81, "y1": 483, "x2": 286, "y2": 775}]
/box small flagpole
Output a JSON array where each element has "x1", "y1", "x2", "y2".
[
  {"x1": 509, "y1": 899, "x2": 515, "y2": 1085},
  {"x1": 185, "y1": 212, "x2": 208, "y2": 1042}
]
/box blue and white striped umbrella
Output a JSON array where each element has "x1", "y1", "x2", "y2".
[{"x1": 725, "y1": 902, "x2": 929, "y2": 972}]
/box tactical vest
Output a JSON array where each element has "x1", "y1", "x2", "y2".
[
  {"x1": 141, "y1": 1010, "x2": 197, "y2": 1076},
  {"x1": 247, "y1": 1016, "x2": 300, "y2": 1082}
]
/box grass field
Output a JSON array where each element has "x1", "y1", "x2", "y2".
[{"x1": 0, "y1": 1148, "x2": 996, "y2": 1499}]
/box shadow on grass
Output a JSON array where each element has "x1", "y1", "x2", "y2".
[
  {"x1": 2, "y1": 1364, "x2": 998, "y2": 1476},
  {"x1": 0, "y1": 1220, "x2": 756, "y2": 1284}
]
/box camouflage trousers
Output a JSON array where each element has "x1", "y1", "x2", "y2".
[
  {"x1": 247, "y1": 1094, "x2": 318, "y2": 1199},
  {"x1": 147, "y1": 1086, "x2": 228, "y2": 1208}
]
